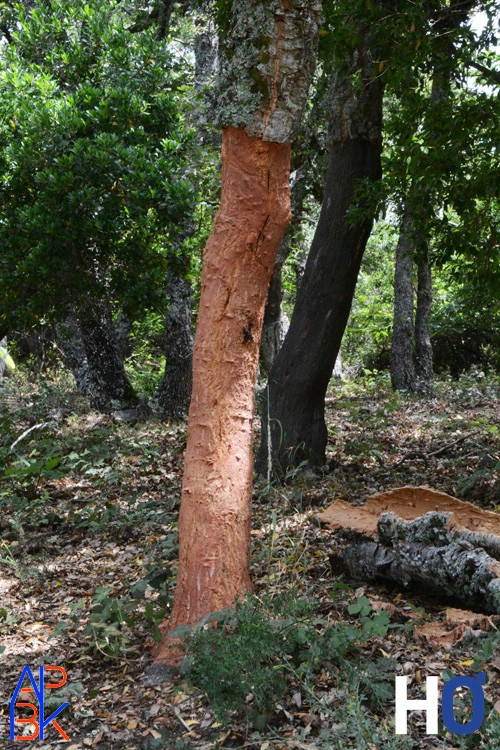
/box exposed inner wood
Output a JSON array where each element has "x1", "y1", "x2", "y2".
[{"x1": 153, "y1": 126, "x2": 291, "y2": 665}]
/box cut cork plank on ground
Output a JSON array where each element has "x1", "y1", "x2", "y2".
[{"x1": 316, "y1": 487, "x2": 500, "y2": 614}]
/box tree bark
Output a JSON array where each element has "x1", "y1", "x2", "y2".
[
  {"x1": 157, "y1": 0, "x2": 175, "y2": 40},
  {"x1": 257, "y1": 58, "x2": 384, "y2": 473},
  {"x1": 152, "y1": 273, "x2": 194, "y2": 421},
  {"x1": 77, "y1": 301, "x2": 137, "y2": 412},
  {"x1": 340, "y1": 512, "x2": 500, "y2": 614},
  {"x1": 415, "y1": 250, "x2": 433, "y2": 393},
  {"x1": 260, "y1": 259, "x2": 288, "y2": 380},
  {"x1": 390, "y1": 212, "x2": 417, "y2": 392},
  {"x1": 56, "y1": 313, "x2": 94, "y2": 395},
  {"x1": 57, "y1": 304, "x2": 136, "y2": 411},
  {"x1": 320, "y1": 487, "x2": 500, "y2": 614}
]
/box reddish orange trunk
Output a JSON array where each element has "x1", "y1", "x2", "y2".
[{"x1": 154, "y1": 126, "x2": 290, "y2": 664}]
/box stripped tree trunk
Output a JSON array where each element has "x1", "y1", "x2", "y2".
[
  {"x1": 257, "y1": 50, "x2": 384, "y2": 472},
  {"x1": 153, "y1": 0, "x2": 322, "y2": 666},
  {"x1": 390, "y1": 212, "x2": 416, "y2": 392}
]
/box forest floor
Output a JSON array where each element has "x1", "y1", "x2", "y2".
[{"x1": 0, "y1": 370, "x2": 498, "y2": 750}]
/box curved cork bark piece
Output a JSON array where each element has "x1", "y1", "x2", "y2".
[
  {"x1": 153, "y1": 126, "x2": 291, "y2": 665},
  {"x1": 317, "y1": 486, "x2": 500, "y2": 539}
]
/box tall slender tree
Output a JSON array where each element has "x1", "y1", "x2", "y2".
[
  {"x1": 390, "y1": 0, "x2": 479, "y2": 394},
  {"x1": 153, "y1": 0, "x2": 322, "y2": 665}
]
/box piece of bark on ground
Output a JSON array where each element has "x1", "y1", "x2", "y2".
[
  {"x1": 415, "y1": 607, "x2": 496, "y2": 649},
  {"x1": 317, "y1": 487, "x2": 500, "y2": 614}
]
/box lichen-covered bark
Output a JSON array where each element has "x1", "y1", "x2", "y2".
[
  {"x1": 390, "y1": 212, "x2": 416, "y2": 392},
  {"x1": 56, "y1": 312, "x2": 94, "y2": 395},
  {"x1": 215, "y1": 0, "x2": 322, "y2": 142},
  {"x1": 78, "y1": 302, "x2": 137, "y2": 412},
  {"x1": 342, "y1": 512, "x2": 500, "y2": 614},
  {"x1": 153, "y1": 127, "x2": 291, "y2": 663}
]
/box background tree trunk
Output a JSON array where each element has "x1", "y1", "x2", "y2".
[
  {"x1": 78, "y1": 301, "x2": 137, "y2": 412},
  {"x1": 257, "y1": 55, "x2": 384, "y2": 473},
  {"x1": 114, "y1": 310, "x2": 132, "y2": 362},
  {"x1": 58, "y1": 304, "x2": 136, "y2": 411},
  {"x1": 56, "y1": 313, "x2": 94, "y2": 395},
  {"x1": 152, "y1": 274, "x2": 194, "y2": 421},
  {"x1": 390, "y1": 212, "x2": 417, "y2": 392},
  {"x1": 415, "y1": 250, "x2": 433, "y2": 392}
]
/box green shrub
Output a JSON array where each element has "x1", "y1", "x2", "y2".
[{"x1": 181, "y1": 593, "x2": 393, "y2": 726}]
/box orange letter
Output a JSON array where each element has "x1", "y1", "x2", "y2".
[
  {"x1": 51, "y1": 721, "x2": 70, "y2": 741},
  {"x1": 46, "y1": 666, "x2": 67, "y2": 689},
  {"x1": 14, "y1": 702, "x2": 39, "y2": 740}
]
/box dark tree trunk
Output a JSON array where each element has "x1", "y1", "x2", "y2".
[
  {"x1": 260, "y1": 165, "x2": 310, "y2": 378},
  {"x1": 57, "y1": 306, "x2": 135, "y2": 411},
  {"x1": 78, "y1": 301, "x2": 137, "y2": 412},
  {"x1": 259, "y1": 212, "x2": 301, "y2": 378},
  {"x1": 260, "y1": 260, "x2": 288, "y2": 379},
  {"x1": 415, "y1": 250, "x2": 433, "y2": 393},
  {"x1": 157, "y1": 0, "x2": 174, "y2": 40},
  {"x1": 114, "y1": 309, "x2": 133, "y2": 362},
  {"x1": 152, "y1": 274, "x2": 193, "y2": 421},
  {"x1": 257, "y1": 58, "x2": 384, "y2": 473},
  {"x1": 56, "y1": 313, "x2": 94, "y2": 395},
  {"x1": 390, "y1": 213, "x2": 417, "y2": 392}
]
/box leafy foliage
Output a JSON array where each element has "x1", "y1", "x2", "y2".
[{"x1": 0, "y1": 0, "x2": 195, "y2": 332}]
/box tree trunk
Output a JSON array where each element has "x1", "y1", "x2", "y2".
[
  {"x1": 257, "y1": 59, "x2": 384, "y2": 473},
  {"x1": 56, "y1": 313, "x2": 94, "y2": 395},
  {"x1": 114, "y1": 309, "x2": 132, "y2": 362},
  {"x1": 152, "y1": 273, "x2": 194, "y2": 421},
  {"x1": 260, "y1": 260, "x2": 288, "y2": 379},
  {"x1": 77, "y1": 301, "x2": 137, "y2": 412},
  {"x1": 153, "y1": 0, "x2": 322, "y2": 667},
  {"x1": 154, "y1": 127, "x2": 291, "y2": 663},
  {"x1": 390, "y1": 212, "x2": 417, "y2": 392},
  {"x1": 415, "y1": 250, "x2": 433, "y2": 393},
  {"x1": 157, "y1": 0, "x2": 174, "y2": 40},
  {"x1": 57, "y1": 304, "x2": 136, "y2": 411}
]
